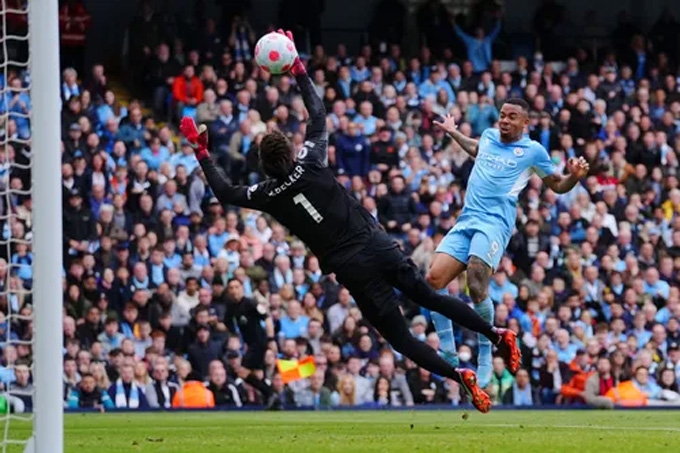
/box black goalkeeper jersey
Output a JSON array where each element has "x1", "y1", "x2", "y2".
[{"x1": 199, "y1": 74, "x2": 380, "y2": 272}]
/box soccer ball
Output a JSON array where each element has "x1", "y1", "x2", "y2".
[{"x1": 254, "y1": 32, "x2": 297, "y2": 74}]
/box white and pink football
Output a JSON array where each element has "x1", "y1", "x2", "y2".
[{"x1": 254, "y1": 32, "x2": 297, "y2": 75}]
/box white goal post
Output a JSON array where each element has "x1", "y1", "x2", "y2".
[{"x1": 28, "y1": 0, "x2": 63, "y2": 452}]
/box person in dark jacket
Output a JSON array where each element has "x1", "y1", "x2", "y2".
[
  {"x1": 568, "y1": 99, "x2": 598, "y2": 146},
  {"x1": 63, "y1": 188, "x2": 96, "y2": 261},
  {"x1": 76, "y1": 306, "x2": 102, "y2": 349},
  {"x1": 187, "y1": 324, "x2": 222, "y2": 380},
  {"x1": 145, "y1": 43, "x2": 181, "y2": 120},
  {"x1": 335, "y1": 122, "x2": 371, "y2": 178},
  {"x1": 508, "y1": 220, "x2": 551, "y2": 275},
  {"x1": 379, "y1": 175, "x2": 418, "y2": 236},
  {"x1": 407, "y1": 367, "x2": 447, "y2": 405},
  {"x1": 529, "y1": 112, "x2": 560, "y2": 153},
  {"x1": 205, "y1": 360, "x2": 245, "y2": 407},
  {"x1": 370, "y1": 127, "x2": 399, "y2": 174}
]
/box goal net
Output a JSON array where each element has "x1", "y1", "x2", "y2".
[{"x1": 0, "y1": 0, "x2": 63, "y2": 452}]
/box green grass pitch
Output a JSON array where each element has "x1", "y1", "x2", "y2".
[{"x1": 6, "y1": 410, "x2": 680, "y2": 452}]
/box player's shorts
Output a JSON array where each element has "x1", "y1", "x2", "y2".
[
  {"x1": 334, "y1": 230, "x2": 408, "y2": 318},
  {"x1": 436, "y1": 217, "x2": 509, "y2": 270},
  {"x1": 242, "y1": 344, "x2": 266, "y2": 370}
]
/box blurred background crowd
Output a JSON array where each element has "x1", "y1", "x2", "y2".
[{"x1": 1, "y1": 0, "x2": 680, "y2": 411}]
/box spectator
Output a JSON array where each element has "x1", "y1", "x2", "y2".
[
  {"x1": 560, "y1": 350, "x2": 594, "y2": 404},
  {"x1": 370, "y1": 127, "x2": 399, "y2": 174},
  {"x1": 632, "y1": 366, "x2": 662, "y2": 401},
  {"x1": 336, "y1": 374, "x2": 358, "y2": 406},
  {"x1": 292, "y1": 370, "x2": 334, "y2": 409},
  {"x1": 336, "y1": 122, "x2": 371, "y2": 178},
  {"x1": 0, "y1": 77, "x2": 31, "y2": 139},
  {"x1": 378, "y1": 353, "x2": 414, "y2": 406},
  {"x1": 145, "y1": 356, "x2": 179, "y2": 409},
  {"x1": 554, "y1": 329, "x2": 579, "y2": 363},
  {"x1": 172, "y1": 375, "x2": 216, "y2": 409},
  {"x1": 66, "y1": 372, "x2": 113, "y2": 410},
  {"x1": 453, "y1": 15, "x2": 501, "y2": 73},
  {"x1": 140, "y1": 135, "x2": 171, "y2": 171},
  {"x1": 61, "y1": 68, "x2": 81, "y2": 104},
  {"x1": 116, "y1": 107, "x2": 146, "y2": 153},
  {"x1": 488, "y1": 270, "x2": 518, "y2": 304},
  {"x1": 380, "y1": 175, "x2": 418, "y2": 236},
  {"x1": 97, "y1": 318, "x2": 125, "y2": 356},
  {"x1": 58, "y1": 0, "x2": 90, "y2": 73},
  {"x1": 327, "y1": 287, "x2": 352, "y2": 334},
  {"x1": 583, "y1": 356, "x2": 616, "y2": 409},
  {"x1": 172, "y1": 65, "x2": 205, "y2": 121},
  {"x1": 187, "y1": 324, "x2": 221, "y2": 380},
  {"x1": 205, "y1": 360, "x2": 244, "y2": 407},
  {"x1": 196, "y1": 89, "x2": 220, "y2": 125},
  {"x1": 489, "y1": 356, "x2": 514, "y2": 404},
  {"x1": 108, "y1": 364, "x2": 148, "y2": 409},
  {"x1": 210, "y1": 100, "x2": 239, "y2": 156},
  {"x1": 502, "y1": 369, "x2": 534, "y2": 406},
  {"x1": 10, "y1": 364, "x2": 34, "y2": 412},
  {"x1": 407, "y1": 367, "x2": 447, "y2": 405},
  {"x1": 279, "y1": 300, "x2": 309, "y2": 340}
]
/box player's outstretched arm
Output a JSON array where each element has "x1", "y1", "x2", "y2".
[
  {"x1": 542, "y1": 157, "x2": 590, "y2": 193},
  {"x1": 180, "y1": 117, "x2": 266, "y2": 209},
  {"x1": 276, "y1": 30, "x2": 327, "y2": 152},
  {"x1": 433, "y1": 114, "x2": 478, "y2": 157}
]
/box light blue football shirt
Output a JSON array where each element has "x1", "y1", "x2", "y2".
[{"x1": 459, "y1": 128, "x2": 557, "y2": 237}]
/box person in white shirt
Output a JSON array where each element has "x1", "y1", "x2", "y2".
[
  {"x1": 327, "y1": 287, "x2": 353, "y2": 334},
  {"x1": 176, "y1": 277, "x2": 200, "y2": 320}
]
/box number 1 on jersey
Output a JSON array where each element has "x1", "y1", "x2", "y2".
[{"x1": 293, "y1": 193, "x2": 323, "y2": 223}]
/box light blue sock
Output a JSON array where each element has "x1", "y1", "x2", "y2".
[
  {"x1": 475, "y1": 297, "x2": 494, "y2": 387},
  {"x1": 432, "y1": 288, "x2": 458, "y2": 367}
]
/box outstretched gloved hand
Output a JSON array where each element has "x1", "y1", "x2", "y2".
[
  {"x1": 180, "y1": 116, "x2": 209, "y2": 160},
  {"x1": 276, "y1": 29, "x2": 306, "y2": 76}
]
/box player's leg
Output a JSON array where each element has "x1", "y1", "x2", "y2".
[
  {"x1": 425, "y1": 231, "x2": 469, "y2": 367},
  {"x1": 466, "y1": 255, "x2": 495, "y2": 387},
  {"x1": 384, "y1": 249, "x2": 500, "y2": 344},
  {"x1": 353, "y1": 287, "x2": 490, "y2": 413},
  {"x1": 239, "y1": 346, "x2": 274, "y2": 401},
  {"x1": 467, "y1": 230, "x2": 505, "y2": 387},
  {"x1": 382, "y1": 245, "x2": 521, "y2": 375}
]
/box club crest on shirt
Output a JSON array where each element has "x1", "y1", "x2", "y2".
[{"x1": 513, "y1": 147, "x2": 524, "y2": 157}]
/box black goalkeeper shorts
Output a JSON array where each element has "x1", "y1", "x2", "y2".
[
  {"x1": 242, "y1": 344, "x2": 265, "y2": 371},
  {"x1": 334, "y1": 230, "x2": 419, "y2": 319}
]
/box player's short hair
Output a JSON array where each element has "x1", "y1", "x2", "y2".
[
  {"x1": 503, "y1": 98, "x2": 530, "y2": 113},
  {"x1": 260, "y1": 130, "x2": 294, "y2": 179}
]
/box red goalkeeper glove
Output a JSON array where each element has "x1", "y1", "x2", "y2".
[
  {"x1": 276, "y1": 29, "x2": 306, "y2": 76},
  {"x1": 180, "y1": 117, "x2": 209, "y2": 160}
]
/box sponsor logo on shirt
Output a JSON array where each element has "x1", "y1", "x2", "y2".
[{"x1": 477, "y1": 152, "x2": 518, "y2": 170}]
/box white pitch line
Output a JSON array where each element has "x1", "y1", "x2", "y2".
[{"x1": 478, "y1": 423, "x2": 680, "y2": 433}]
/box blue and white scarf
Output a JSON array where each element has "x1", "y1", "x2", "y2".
[{"x1": 115, "y1": 379, "x2": 140, "y2": 408}]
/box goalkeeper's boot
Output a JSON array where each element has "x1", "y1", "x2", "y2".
[
  {"x1": 495, "y1": 328, "x2": 521, "y2": 375},
  {"x1": 458, "y1": 368, "x2": 491, "y2": 414}
]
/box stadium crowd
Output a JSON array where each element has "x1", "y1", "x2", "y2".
[{"x1": 1, "y1": 0, "x2": 680, "y2": 411}]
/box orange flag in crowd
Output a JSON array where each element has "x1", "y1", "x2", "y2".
[{"x1": 276, "y1": 356, "x2": 316, "y2": 384}]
